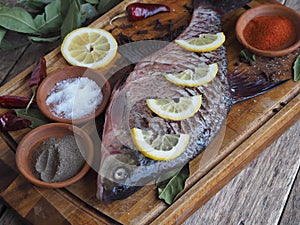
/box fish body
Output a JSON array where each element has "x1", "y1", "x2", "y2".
[{"x1": 97, "y1": 0, "x2": 251, "y2": 202}]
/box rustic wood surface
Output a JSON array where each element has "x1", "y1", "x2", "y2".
[{"x1": 0, "y1": 0, "x2": 299, "y2": 224}]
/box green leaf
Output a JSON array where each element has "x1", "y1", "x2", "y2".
[
  {"x1": 239, "y1": 49, "x2": 256, "y2": 63},
  {"x1": 86, "y1": 0, "x2": 99, "y2": 4},
  {"x1": 15, "y1": 108, "x2": 51, "y2": 128},
  {"x1": 156, "y1": 163, "x2": 190, "y2": 205},
  {"x1": 33, "y1": 0, "x2": 62, "y2": 34},
  {"x1": 97, "y1": 0, "x2": 120, "y2": 15},
  {"x1": 0, "y1": 27, "x2": 6, "y2": 44},
  {"x1": 60, "y1": 0, "x2": 81, "y2": 39},
  {"x1": 22, "y1": 0, "x2": 54, "y2": 10},
  {"x1": 293, "y1": 55, "x2": 300, "y2": 82},
  {"x1": 80, "y1": 3, "x2": 98, "y2": 23},
  {"x1": 28, "y1": 35, "x2": 60, "y2": 42},
  {"x1": 0, "y1": 6, "x2": 40, "y2": 34}
]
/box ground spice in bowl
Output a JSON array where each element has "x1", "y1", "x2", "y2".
[
  {"x1": 31, "y1": 135, "x2": 86, "y2": 183},
  {"x1": 243, "y1": 15, "x2": 296, "y2": 51}
]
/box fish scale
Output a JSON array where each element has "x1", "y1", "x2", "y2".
[{"x1": 97, "y1": 0, "x2": 252, "y2": 202}]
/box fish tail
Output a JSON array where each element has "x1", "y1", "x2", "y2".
[
  {"x1": 193, "y1": 0, "x2": 252, "y2": 15},
  {"x1": 229, "y1": 69, "x2": 290, "y2": 104}
]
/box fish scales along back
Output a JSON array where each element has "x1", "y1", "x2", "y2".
[
  {"x1": 125, "y1": 8, "x2": 231, "y2": 158},
  {"x1": 98, "y1": 7, "x2": 233, "y2": 201}
]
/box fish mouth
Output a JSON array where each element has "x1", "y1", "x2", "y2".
[{"x1": 97, "y1": 176, "x2": 140, "y2": 203}]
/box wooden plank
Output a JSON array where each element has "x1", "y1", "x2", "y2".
[
  {"x1": 182, "y1": 120, "x2": 300, "y2": 225},
  {"x1": 0, "y1": 0, "x2": 299, "y2": 224},
  {"x1": 279, "y1": 167, "x2": 300, "y2": 225},
  {"x1": 0, "y1": 208, "x2": 27, "y2": 225}
]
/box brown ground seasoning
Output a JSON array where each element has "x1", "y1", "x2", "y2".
[{"x1": 31, "y1": 135, "x2": 86, "y2": 183}]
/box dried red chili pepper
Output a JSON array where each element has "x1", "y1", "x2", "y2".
[
  {"x1": 110, "y1": 3, "x2": 170, "y2": 23},
  {"x1": 28, "y1": 57, "x2": 47, "y2": 89},
  {"x1": 26, "y1": 57, "x2": 47, "y2": 111},
  {"x1": 0, "y1": 95, "x2": 31, "y2": 108},
  {"x1": 0, "y1": 114, "x2": 32, "y2": 131}
]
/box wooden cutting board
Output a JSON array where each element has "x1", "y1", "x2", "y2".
[{"x1": 0, "y1": 0, "x2": 299, "y2": 224}]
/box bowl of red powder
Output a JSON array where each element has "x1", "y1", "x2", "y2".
[{"x1": 236, "y1": 4, "x2": 300, "y2": 57}]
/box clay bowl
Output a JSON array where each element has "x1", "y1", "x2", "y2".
[
  {"x1": 236, "y1": 4, "x2": 300, "y2": 57},
  {"x1": 16, "y1": 123, "x2": 94, "y2": 188},
  {"x1": 37, "y1": 66, "x2": 111, "y2": 124}
]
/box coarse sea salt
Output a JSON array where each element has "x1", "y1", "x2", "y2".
[{"x1": 46, "y1": 77, "x2": 103, "y2": 120}]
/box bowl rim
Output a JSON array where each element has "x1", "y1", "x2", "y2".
[
  {"x1": 37, "y1": 66, "x2": 111, "y2": 124},
  {"x1": 15, "y1": 122, "x2": 94, "y2": 188},
  {"x1": 235, "y1": 4, "x2": 300, "y2": 57}
]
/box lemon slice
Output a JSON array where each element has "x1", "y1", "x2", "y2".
[
  {"x1": 131, "y1": 128, "x2": 190, "y2": 161},
  {"x1": 164, "y1": 63, "x2": 218, "y2": 87},
  {"x1": 61, "y1": 27, "x2": 118, "y2": 68},
  {"x1": 146, "y1": 95, "x2": 202, "y2": 121},
  {"x1": 175, "y1": 32, "x2": 225, "y2": 52}
]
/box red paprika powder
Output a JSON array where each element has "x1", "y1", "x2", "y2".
[{"x1": 243, "y1": 15, "x2": 296, "y2": 51}]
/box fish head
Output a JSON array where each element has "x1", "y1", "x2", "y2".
[{"x1": 97, "y1": 148, "x2": 140, "y2": 203}]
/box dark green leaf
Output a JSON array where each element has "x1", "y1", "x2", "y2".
[
  {"x1": 15, "y1": 108, "x2": 51, "y2": 128},
  {"x1": 0, "y1": 6, "x2": 40, "y2": 34},
  {"x1": 0, "y1": 27, "x2": 6, "y2": 44},
  {"x1": 22, "y1": 0, "x2": 54, "y2": 10},
  {"x1": 28, "y1": 35, "x2": 60, "y2": 42},
  {"x1": 33, "y1": 0, "x2": 62, "y2": 34},
  {"x1": 156, "y1": 163, "x2": 190, "y2": 205},
  {"x1": 86, "y1": 0, "x2": 99, "y2": 4},
  {"x1": 239, "y1": 49, "x2": 256, "y2": 63},
  {"x1": 80, "y1": 3, "x2": 98, "y2": 23},
  {"x1": 97, "y1": 0, "x2": 120, "y2": 15},
  {"x1": 60, "y1": 0, "x2": 81, "y2": 39},
  {"x1": 293, "y1": 55, "x2": 300, "y2": 82}
]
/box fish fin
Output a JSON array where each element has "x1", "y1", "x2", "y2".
[
  {"x1": 193, "y1": 0, "x2": 252, "y2": 15},
  {"x1": 229, "y1": 69, "x2": 290, "y2": 104}
]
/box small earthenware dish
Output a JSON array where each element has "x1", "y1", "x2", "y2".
[
  {"x1": 236, "y1": 4, "x2": 300, "y2": 57},
  {"x1": 16, "y1": 123, "x2": 94, "y2": 188},
  {"x1": 37, "y1": 66, "x2": 111, "y2": 124}
]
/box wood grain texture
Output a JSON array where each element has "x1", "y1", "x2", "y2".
[
  {"x1": 182, "y1": 120, "x2": 300, "y2": 225},
  {"x1": 279, "y1": 169, "x2": 300, "y2": 225},
  {"x1": 0, "y1": 0, "x2": 299, "y2": 224}
]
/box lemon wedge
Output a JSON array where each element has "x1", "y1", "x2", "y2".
[
  {"x1": 61, "y1": 27, "x2": 118, "y2": 68},
  {"x1": 146, "y1": 95, "x2": 202, "y2": 121},
  {"x1": 131, "y1": 128, "x2": 190, "y2": 161},
  {"x1": 175, "y1": 32, "x2": 225, "y2": 52},
  {"x1": 164, "y1": 63, "x2": 218, "y2": 87}
]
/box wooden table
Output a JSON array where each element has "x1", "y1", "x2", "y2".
[{"x1": 0, "y1": 0, "x2": 299, "y2": 224}]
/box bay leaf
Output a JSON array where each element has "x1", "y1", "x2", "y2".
[
  {"x1": 85, "y1": 0, "x2": 100, "y2": 4},
  {"x1": 28, "y1": 35, "x2": 60, "y2": 42},
  {"x1": 15, "y1": 108, "x2": 51, "y2": 128},
  {"x1": 33, "y1": 0, "x2": 62, "y2": 34},
  {"x1": 60, "y1": 0, "x2": 81, "y2": 39},
  {"x1": 293, "y1": 55, "x2": 300, "y2": 82},
  {"x1": 97, "y1": 0, "x2": 121, "y2": 15},
  {"x1": 156, "y1": 163, "x2": 190, "y2": 205},
  {"x1": 0, "y1": 27, "x2": 6, "y2": 44},
  {"x1": 80, "y1": 3, "x2": 98, "y2": 23},
  {"x1": 0, "y1": 6, "x2": 40, "y2": 34}
]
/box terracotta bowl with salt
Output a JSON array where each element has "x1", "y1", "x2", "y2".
[
  {"x1": 236, "y1": 4, "x2": 300, "y2": 57},
  {"x1": 37, "y1": 66, "x2": 111, "y2": 124},
  {"x1": 16, "y1": 123, "x2": 94, "y2": 188}
]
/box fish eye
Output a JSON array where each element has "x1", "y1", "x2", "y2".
[{"x1": 113, "y1": 167, "x2": 129, "y2": 181}]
